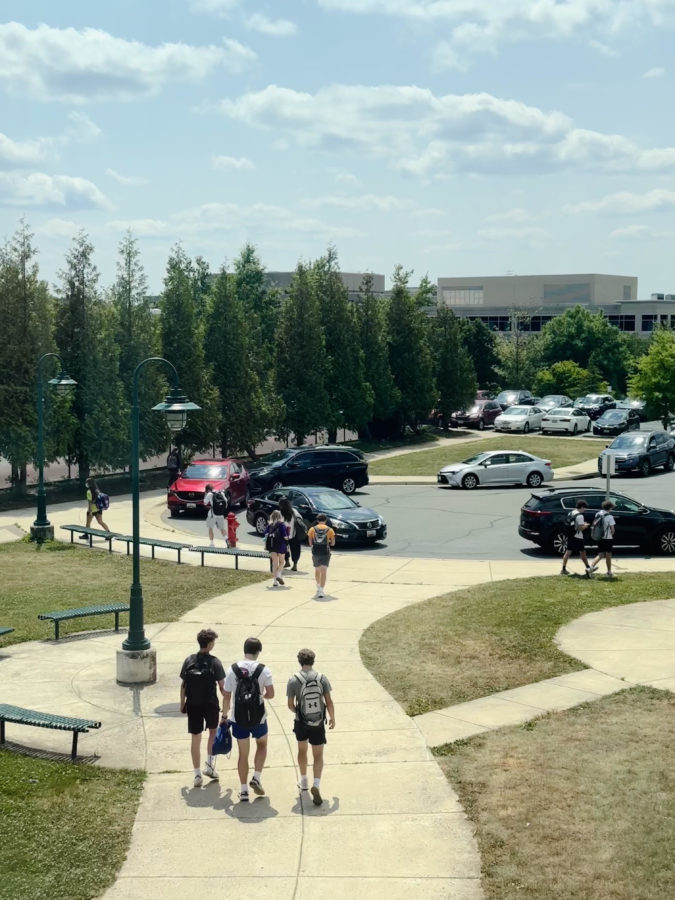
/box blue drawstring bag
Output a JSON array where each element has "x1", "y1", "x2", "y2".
[{"x1": 211, "y1": 720, "x2": 232, "y2": 756}]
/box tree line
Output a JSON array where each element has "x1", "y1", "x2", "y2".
[{"x1": 1, "y1": 221, "x2": 673, "y2": 491}]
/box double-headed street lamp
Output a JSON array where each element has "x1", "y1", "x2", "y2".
[
  {"x1": 31, "y1": 353, "x2": 77, "y2": 543},
  {"x1": 117, "y1": 357, "x2": 199, "y2": 685}
]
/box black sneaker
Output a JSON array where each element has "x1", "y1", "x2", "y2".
[
  {"x1": 249, "y1": 776, "x2": 265, "y2": 796},
  {"x1": 78, "y1": 533, "x2": 88, "y2": 540},
  {"x1": 310, "y1": 785, "x2": 322, "y2": 806}
]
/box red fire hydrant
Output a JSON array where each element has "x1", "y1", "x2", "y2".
[{"x1": 226, "y1": 511, "x2": 239, "y2": 548}]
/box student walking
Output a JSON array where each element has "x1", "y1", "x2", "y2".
[
  {"x1": 287, "y1": 648, "x2": 335, "y2": 807},
  {"x1": 166, "y1": 446, "x2": 181, "y2": 488},
  {"x1": 204, "y1": 483, "x2": 227, "y2": 546},
  {"x1": 589, "y1": 500, "x2": 617, "y2": 577},
  {"x1": 279, "y1": 497, "x2": 306, "y2": 572},
  {"x1": 307, "y1": 514, "x2": 335, "y2": 598},
  {"x1": 265, "y1": 509, "x2": 289, "y2": 587},
  {"x1": 222, "y1": 637, "x2": 274, "y2": 802},
  {"x1": 179, "y1": 628, "x2": 226, "y2": 787},
  {"x1": 561, "y1": 499, "x2": 593, "y2": 577},
  {"x1": 78, "y1": 477, "x2": 110, "y2": 538}
]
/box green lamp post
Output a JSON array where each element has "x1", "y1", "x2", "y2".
[
  {"x1": 31, "y1": 353, "x2": 77, "y2": 543},
  {"x1": 117, "y1": 358, "x2": 199, "y2": 685}
]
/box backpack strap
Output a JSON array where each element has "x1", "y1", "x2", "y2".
[
  {"x1": 231, "y1": 662, "x2": 243, "y2": 680},
  {"x1": 251, "y1": 663, "x2": 264, "y2": 681}
]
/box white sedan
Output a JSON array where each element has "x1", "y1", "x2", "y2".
[
  {"x1": 494, "y1": 405, "x2": 544, "y2": 433},
  {"x1": 541, "y1": 407, "x2": 590, "y2": 435}
]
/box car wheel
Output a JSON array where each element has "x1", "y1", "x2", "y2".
[
  {"x1": 664, "y1": 455, "x2": 674, "y2": 472},
  {"x1": 478, "y1": 418, "x2": 485, "y2": 431},
  {"x1": 572, "y1": 424, "x2": 578, "y2": 435},
  {"x1": 254, "y1": 513, "x2": 268, "y2": 536},
  {"x1": 639, "y1": 459, "x2": 651, "y2": 477},
  {"x1": 523, "y1": 423, "x2": 530, "y2": 434},
  {"x1": 341, "y1": 476, "x2": 357, "y2": 495},
  {"x1": 526, "y1": 471, "x2": 544, "y2": 488},
  {"x1": 461, "y1": 473, "x2": 479, "y2": 490},
  {"x1": 541, "y1": 429, "x2": 547, "y2": 435},
  {"x1": 655, "y1": 528, "x2": 675, "y2": 555},
  {"x1": 549, "y1": 530, "x2": 568, "y2": 556}
]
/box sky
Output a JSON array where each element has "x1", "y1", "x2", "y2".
[{"x1": 1, "y1": 0, "x2": 675, "y2": 295}]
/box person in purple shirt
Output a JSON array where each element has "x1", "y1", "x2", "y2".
[{"x1": 265, "y1": 509, "x2": 289, "y2": 587}]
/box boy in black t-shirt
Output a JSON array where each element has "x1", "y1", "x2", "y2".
[{"x1": 180, "y1": 629, "x2": 226, "y2": 787}]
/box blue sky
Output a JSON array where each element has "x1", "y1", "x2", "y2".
[{"x1": 1, "y1": 0, "x2": 674, "y2": 294}]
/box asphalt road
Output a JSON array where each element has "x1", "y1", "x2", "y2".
[{"x1": 161, "y1": 466, "x2": 675, "y2": 561}]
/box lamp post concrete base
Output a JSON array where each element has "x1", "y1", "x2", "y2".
[
  {"x1": 30, "y1": 524, "x2": 54, "y2": 543},
  {"x1": 116, "y1": 648, "x2": 157, "y2": 685}
]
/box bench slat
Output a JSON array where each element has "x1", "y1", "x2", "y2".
[
  {"x1": 38, "y1": 604, "x2": 130, "y2": 621},
  {"x1": 0, "y1": 627, "x2": 14, "y2": 637},
  {"x1": 0, "y1": 704, "x2": 101, "y2": 732}
]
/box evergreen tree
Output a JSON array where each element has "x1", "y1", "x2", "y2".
[
  {"x1": 313, "y1": 248, "x2": 373, "y2": 442},
  {"x1": 110, "y1": 231, "x2": 167, "y2": 460},
  {"x1": 387, "y1": 265, "x2": 436, "y2": 434},
  {"x1": 458, "y1": 317, "x2": 500, "y2": 389},
  {"x1": 431, "y1": 305, "x2": 477, "y2": 429},
  {"x1": 0, "y1": 221, "x2": 59, "y2": 491},
  {"x1": 55, "y1": 231, "x2": 127, "y2": 481},
  {"x1": 204, "y1": 266, "x2": 270, "y2": 457},
  {"x1": 160, "y1": 245, "x2": 219, "y2": 454},
  {"x1": 356, "y1": 274, "x2": 398, "y2": 439},
  {"x1": 414, "y1": 274, "x2": 436, "y2": 309},
  {"x1": 191, "y1": 255, "x2": 212, "y2": 326},
  {"x1": 276, "y1": 263, "x2": 328, "y2": 445}
]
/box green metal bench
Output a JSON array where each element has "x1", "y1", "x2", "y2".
[
  {"x1": 0, "y1": 703, "x2": 101, "y2": 759},
  {"x1": 0, "y1": 627, "x2": 14, "y2": 638},
  {"x1": 38, "y1": 604, "x2": 130, "y2": 641},
  {"x1": 115, "y1": 534, "x2": 190, "y2": 563},
  {"x1": 61, "y1": 524, "x2": 120, "y2": 550},
  {"x1": 190, "y1": 545, "x2": 273, "y2": 570}
]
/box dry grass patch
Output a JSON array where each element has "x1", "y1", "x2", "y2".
[
  {"x1": 360, "y1": 573, "x2": 675, "y2": 714},
  {"x1": 436, "y1": 687, "x2": 675, "y2": 900},
  {"x1": 369, "y1": 435, "x2": 597, "y2": 475},
  {"x1": 0, "y1": 540, "x2": 267, "y2": 645}
]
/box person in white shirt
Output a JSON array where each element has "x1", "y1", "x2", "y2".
[
  {"x1": 221, "y1": 637, "x2": 274, "y2": 802},
  {"x1": 589, "y1": 500, "x2": 617, "y2": 578},
  {"x1": 204, "y1": 483, "x2": 227, "y2": 547},
  {"x1": 560, "y1": 499, "x2": 593, "y2": 577}
]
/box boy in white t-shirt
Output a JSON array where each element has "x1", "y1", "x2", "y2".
[{"x1": 222, "y1": 637, "x2": 274, "y2": 802}]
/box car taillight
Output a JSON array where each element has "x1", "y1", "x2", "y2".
[
  {"x1": 522, "y1": 508, "x2": 552, "y2": 517},
  {"x1": 545, "y1": 462, "x2": 551, "y2": 467},
  {"x1": 247, "y1": 499, "x2": 254, "y2": 508}
]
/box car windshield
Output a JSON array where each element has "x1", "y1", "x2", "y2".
[
  {"x1": 307, "y1": 491, "x2": 357, "y2": 511},
  {"x1": 580, "y1": 395, "x2": 600, "y2": 404},
  {"x1": 501, "y1": 406, "x2": 526, "y2": 416},
  {"x1": 258, "y1": 449, "x2": 296, "y2": 466},
  {"x1": 461, "y1": 452, "x2": 491, "y2": 464},
  {"x1": 183, "y1": 465, "x2": 228, "y2": 479},
  {"x1": 610, "y1": 434, "x2": 647, "y2": 449},
  {"x1": 601, "y1": 411, "x2": 624, "y2": 422},
  {"x1": 546, "y1": 408, "x2": 569, "y2": 417},
  {"x1": 497, "y1": 391, "x2": 518, "y2": 402},
  {"x1": 538, "y1": 397, "x2": 559, "y2": 408}
]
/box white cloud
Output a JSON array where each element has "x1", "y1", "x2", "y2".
[
  {"x1": 565, "y1": 189, "x2": 675, "y2": 215},
  {"x1": 105, "y1": 168, "x2": 149, "y2": 186},
  {"x1": 334, "y1": 172, "x2": 362, "y2": 187},
  {"x1": 484, "y1": 207, "x2": 532, "y2": 223},
  {"x1": 190, "y1": 0, "x2": 240, "y2": 14},
  {"x1": 245, "y1": 13, "x2": 297, "y2": 36},
  {"x1": 37, "y1": 218, "x2": 81, "y2": 238},
  {"x1": 478, "y1": 226, "x2": 549, "y2": 241},
  {"x1": 315, "y1": 0, "x2": 674, "y2": 70},
  {"x1": 215, "y1": 83, "x2": 675, "y2": 177},
  {"x1": 65, "y1": 112, "x2": 102, "y2": 142},
  {"x1": 0, "y1": 172, "x2": 109, "y2": 209},
  {"x1": 302, "y1": 194, "x2": 411, "y2": 212},
  {"x1": 211, "y1": 154, "x2": 255, "y2": 170},
  {"x1": 643, "y1": 66, "x2": 666, "y2": 78},
  {"x1": 0, "y1": 22, "x2": 253, "y2": 103},
  {"x1": 0, "y1": 133, "x2": 51, "y2": 166},
  {"x1": 610, "y1": 225, "x2": 651, "y2": 239},
  {"x1": 588, "y1": 39, "x2": 617, "y2": 57}
]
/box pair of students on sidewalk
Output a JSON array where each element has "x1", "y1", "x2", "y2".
[
  {"x1": 561, "y1": 499, "x2": 616, "y2": 577},
  {"x1": 180, "y1": 633, "x2": 335, "y2": 804}
]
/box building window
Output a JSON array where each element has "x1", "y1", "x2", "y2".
[
  {"x1": 543, "y1": 283, "x2": 591, "y2": 305},
  {"x1": 641, "y1": 315, "x2": 657, "y2": 332},
  {"x1": 623, "y1": 285, "x2": 632, "y2": 301},
  {"x1": 607, "y1": 315, "x2": 635, "y2": 332},
  {"x1": 442, "y1": 287, "x2": 484, "y2": 306}
]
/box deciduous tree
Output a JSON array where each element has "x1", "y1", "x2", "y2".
[
  {"x1": 356, "y1": 274, "x2": 398, "y2": 439},
  {"x1": 629, "y1": 327, "x2": 675, "y2": 427}
]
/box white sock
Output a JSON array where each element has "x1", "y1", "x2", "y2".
[
  {"x1": 207, "y1": 755, "x2": 214, "y2": 766},
  {"x1": 253, "y1": 770, "x2": 262, "y2": 781},
  {"x1": 194, "y1": 768, "x2": 201, "y2": 776},
  {"x1": 241, "y1": 783, "x2": 248, "y2": 793},
  {"x1": 313, "y1": 777, "x2": 320, "y2": 788},
  {"x1": 300, "y1": 775, "x2": 308, "y2": 788}
]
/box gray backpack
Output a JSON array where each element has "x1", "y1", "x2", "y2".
[
  {"x1": 294, "y1": 671, "x2": 325, "y2": 726},
  {"x1": 590, "y1": 512, "x2": 606, "y2": 542}
]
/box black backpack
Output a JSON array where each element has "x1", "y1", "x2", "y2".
[
  {"x1": 312, "y1": 525, "x2": 329, "y2": 548},
  {"x1": 232, "y1": 662, "x2": 265, "y2": 728},
  {"x1": 566, "y1": 510, "x2": 578, "y2": 536},
  {"x1": 183, "y1": 655, "x2": 216, "y2": 705},
  {"x1": 265, "y1": 523, "x2": 276, "y2": 552},
  {"x1": 211, "y1": 490, "x2": 228, "y2": 516}
]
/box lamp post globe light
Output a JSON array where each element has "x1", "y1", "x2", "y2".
[
  {"x1": 116, "y1": 358, "x2": 200, "y2": 686},
  {"x1": 31, "y1": 353, "x2": 77, "y2": 543}
]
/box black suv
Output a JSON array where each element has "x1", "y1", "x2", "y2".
[
  {"x1": 519, "y1": 486, "x2": 675, "y2": 556},
  {"x1": 246, "y1": 445, "x2": 368, "y2": 496},
  {"x1": 575, "y1": 393, "x2": 615, "y2": 420},
  {"x1": 496, "y1": 389, "x2": 534, "y2": 410},
  {"x1": 598, "y1": 430, "x2": 675, "y2": 477}
]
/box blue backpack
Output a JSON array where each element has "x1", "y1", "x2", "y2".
[{"x1": 95, "y1": 492, "x2": 110, "y2": 511}]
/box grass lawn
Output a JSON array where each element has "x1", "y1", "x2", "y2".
[
  {"x1": 368, "y1": 435, "x2": 598, "y2": 475},
  {"x1": 360, "y1": 572, "x2": 675, "y2": 715},
  {"x1": 0, "y1": 539, "x2": 267, "y2": 646},
  {"x1": 0, "y1": 750, "x2": 145, "y2": 900},
  {"x1": 437, "y1": 687, "x2": 675, "y2": 900}
]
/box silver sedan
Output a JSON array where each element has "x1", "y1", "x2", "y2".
[
  {"x1": 437, "y1": 450, "x2": 554, "y2": 490},
  {"x1": 494, "y1": 405, "x2": 544, "y2": 433}
]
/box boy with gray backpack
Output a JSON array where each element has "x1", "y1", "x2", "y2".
[
  {"x1": 286, "y1": 648, "x2": 335, "y2": 806},
  {"x1": 589, "y1": 499, "x2": 617, "y2": 578}
]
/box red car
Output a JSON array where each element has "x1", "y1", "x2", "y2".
[
  {"x1": 449, "y1": 398, "x2": 502, "y2": 430},
  {"x1": 167, "y1": 458, "x2": 249, "y2": 517}
]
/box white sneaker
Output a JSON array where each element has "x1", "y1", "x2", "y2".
[
  {"x1": 317, "y1": 587, "x2": 325, "y2": 598},
  {"x1": 193, "y1": 773, "x2": 203, "y2": 787},
  {"x1": 272, "y1": 579, "x2": 279, "y2": 587},
  {"x1": 209, "y1": 541, "x2": 215, "y2": 547},
  {"x1": 203, "y1": 763, "x2": 218, "y2": 780}
]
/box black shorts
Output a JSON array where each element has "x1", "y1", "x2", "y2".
[
  {"x1": 568, "y1": 536, "x2": 586, "y2": 553},
  {"x1": 597, "y1": 539, "x2": 613, "y2": 553},
  {"x1": 293, "y1": 719, "x2": 327, "y2": 745},
  {"x1": 312, "y1": 552, "x2": 330, "y2": 568},
  {"x1": 187, "y1": 703, "x2": 220, "y2": 735}
]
